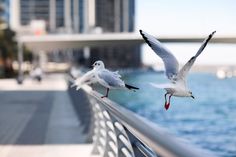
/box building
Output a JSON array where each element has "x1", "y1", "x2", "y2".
[
  {"x1": 88, "y1": 0, "x2": 140, "y2": 68},
  {"x1": 0, "y1": 0, "x2": 10, "y2": 26},
  {"x1": 9, "y1": 0, "x2": 141, "y2": 68},
  {"x1": 9, "y1": 0, "x2": 93, "y2": 34}
]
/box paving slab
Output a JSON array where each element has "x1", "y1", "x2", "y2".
[{"x1": 0, "y1": 75, "x2": 96, "y2": 157}]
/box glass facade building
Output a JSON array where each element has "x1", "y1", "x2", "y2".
[
  {"x1": 89, "y1": 0, "x2": 140, "y2": 68},
  {"x1": 20, "y1": 0, "x2": 49, "y2": 26},
  {"x1": 17, "y1": 0, "x2": 135, "y2": 34},
  {"x1": 95, "y1": 0, "x2": 135, "y2": 33},
  {"x1": 14, "y1": 0, "x2": 140, "y2": 68},
  {"x1": 56, "y1": 0, "x2": 64, "y2": 28},
  {"x1": 18, "y1": 0, "x2": 85, "y2": 33}
]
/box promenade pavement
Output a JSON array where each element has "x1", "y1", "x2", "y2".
[{"x1": 0, "y1": 75, "x2": 95, "y2": 157}]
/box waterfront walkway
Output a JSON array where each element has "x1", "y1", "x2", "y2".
[{"x1": 0, "y1": 75, "x2": 94, "y2": 157}]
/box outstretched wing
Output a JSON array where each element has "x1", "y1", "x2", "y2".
[
  {"x1": 177, "y1": 31, "x2": 216, "y2": 82},
  {"x1": 139, "y1": 30, "x2": 179, "y2": 81}
]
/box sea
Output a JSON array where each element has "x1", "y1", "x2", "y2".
[{"x1": 106, "y1": 71, "x2": 236, "y2": 157}]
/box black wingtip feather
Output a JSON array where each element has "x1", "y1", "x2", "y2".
[
  {"x1": 204, "y1": 31, "x2": 216, "y2": 45},
  {"x1": 209, "y1": 31, "x2": 216, "y2": 40},
  {"x1": 200, "y1": 30, "x2": 216, "y2": 51},
  {"x1": 139, "y1": 29, "x2": 152, "y2": 47},
  {"x1": 125, "y1": 84, "x2": 139, "y2": 90}
]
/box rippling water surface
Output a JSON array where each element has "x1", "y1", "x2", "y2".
[{"x1": 106, "y1": 72, "x2": 236, "y2": 157}]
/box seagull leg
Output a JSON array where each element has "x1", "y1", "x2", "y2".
[
  {"x1": 101, "y1": 88, "x2": 109, "y2": 98},
  {"x1": 165, "y1": 94, "x2": 172, "y2": 110},
  {"x1": 164, "y1": 93, "x2": 168, "y2": 109}
]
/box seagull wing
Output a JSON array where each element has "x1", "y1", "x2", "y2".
[
  {"x1": 98, "y1": 70, "x2": 125, "y2": 87},
  {"x1": 150, "y1": 82, "x2": 175, "y2": 89},
  {"x1": 140, "y1": 30, "x2": 179, "y2": 81},
  {"x1": 73, "y1": 70, "x2": 97, "y2": 90},
  {"x1": 177, "y1": 31, "x2": 216, "y2": 82},
  {"x1": 113, "y1": 71, "x2": 122, "y2": 78}
]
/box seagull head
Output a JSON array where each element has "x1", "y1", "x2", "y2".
[
  {"x1": 188, "y1": 91, "x2": 195, "y2": 99},
  {"x1": 92, "y1": 60, "x2": 105, "y2": 70}
]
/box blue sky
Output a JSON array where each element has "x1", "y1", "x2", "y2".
[{"x1": 135, "y1": 0, "x2": 236, "y2": 65}]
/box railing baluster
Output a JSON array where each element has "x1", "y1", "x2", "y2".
[
  {"x1": 91, "y1": 99, "x2": 136, "y2": 157},
  {"x1": 102, "y1": 110, "x2": 117, "y2": 157},
  {"x1": 91, "y1": 103, "x2": 106, "y2": 155},
  {"x1": 112, "y1": 121, "x2": 135, "y2": 157}
]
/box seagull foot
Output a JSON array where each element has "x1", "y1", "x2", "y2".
[
  {"x1": 165, "y1": 103, "x2": 170, "y2": 110},
  {"x1": 101, "y1": 96, "x2": 107, "y2": 98}
]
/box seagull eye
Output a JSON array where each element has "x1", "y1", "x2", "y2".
[{"x1": 98, "y1": 63, "x2": 100, "y2": 66}]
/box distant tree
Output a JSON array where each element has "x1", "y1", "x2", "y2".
[
  {"x1": 0, "y1": 2, "x2": 18, "y2": 77},
  {"x1": 0, "y1": 27, "x2": 18, "y2": 78}
]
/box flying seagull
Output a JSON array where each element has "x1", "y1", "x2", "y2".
[
  {"x1": 92, "y1": 60, "x2": 139, "y2": 98},
  {"x1": 139, "y1": 30, "x2": 216, "y2": 110}
]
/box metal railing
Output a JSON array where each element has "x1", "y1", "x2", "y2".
[{"x1": 69, "y1": 84, "x2": 215, "y2": 157}]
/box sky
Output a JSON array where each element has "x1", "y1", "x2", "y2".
[{"x1": 135, "y1": 0, "x2": 236, "y2": 65}]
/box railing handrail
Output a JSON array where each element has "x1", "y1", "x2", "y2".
[{"x1": 82, "y1": 85, "x2": 215, "y2": 157}]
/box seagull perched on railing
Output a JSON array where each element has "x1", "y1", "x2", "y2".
[
  {"x1": 140, "y1": 30, "x2": 216, "y2": 110},
  {"x1": 92, "y1": 60, "x2": 139, "y2": 98}
]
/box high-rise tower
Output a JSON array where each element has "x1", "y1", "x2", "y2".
[{"x1": 89, "y1": 0, "x2": 140, "y2": 68}]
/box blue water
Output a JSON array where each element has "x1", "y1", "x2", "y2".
[{"x1": 107, "y1": 72, "x2": 236, "y2": 157}]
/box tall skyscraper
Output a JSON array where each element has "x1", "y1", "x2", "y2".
[
  {"x1": 89, "y1": 0, "x2": 140, "y2": 68},
  {"x1": 95, "y1": 0, "x2": 135, "y2": 33}
]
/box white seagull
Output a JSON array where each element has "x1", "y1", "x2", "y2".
[
  {"x1": 92, "y1": 60, "x2": 139, "y2": 98},
  {"x1": 140, "y1": 30, "x2": 216, "y2": 110}
]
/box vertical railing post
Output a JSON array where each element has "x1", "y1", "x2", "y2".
[
  {"x1": 17, "y1": 41, "x2": 24, "y2": 84},
  {"x1": 125, "y1": 128, "x2": 157, "y2": 157}
]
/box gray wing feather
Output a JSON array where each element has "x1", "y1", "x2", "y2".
[
  {"x1": 72, "y1": 70, "x2": 97, "y2": 90},
  {"x1": 140, "y1": 30, "x2": 179, "y2": 80},
  {"x1": 98, "y1": 70, "x2": 124, "y2": 87},
  {"x1": 177, "y1": 31, "x2": 216, "y2": 81},
  {"x1": 113, "y1": 71, "x2": 122, "y2": 78}
]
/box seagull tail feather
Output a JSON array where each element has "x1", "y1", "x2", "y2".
[{"x1": 125, "y1": 84, "x2": 139, "y2": 91}]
